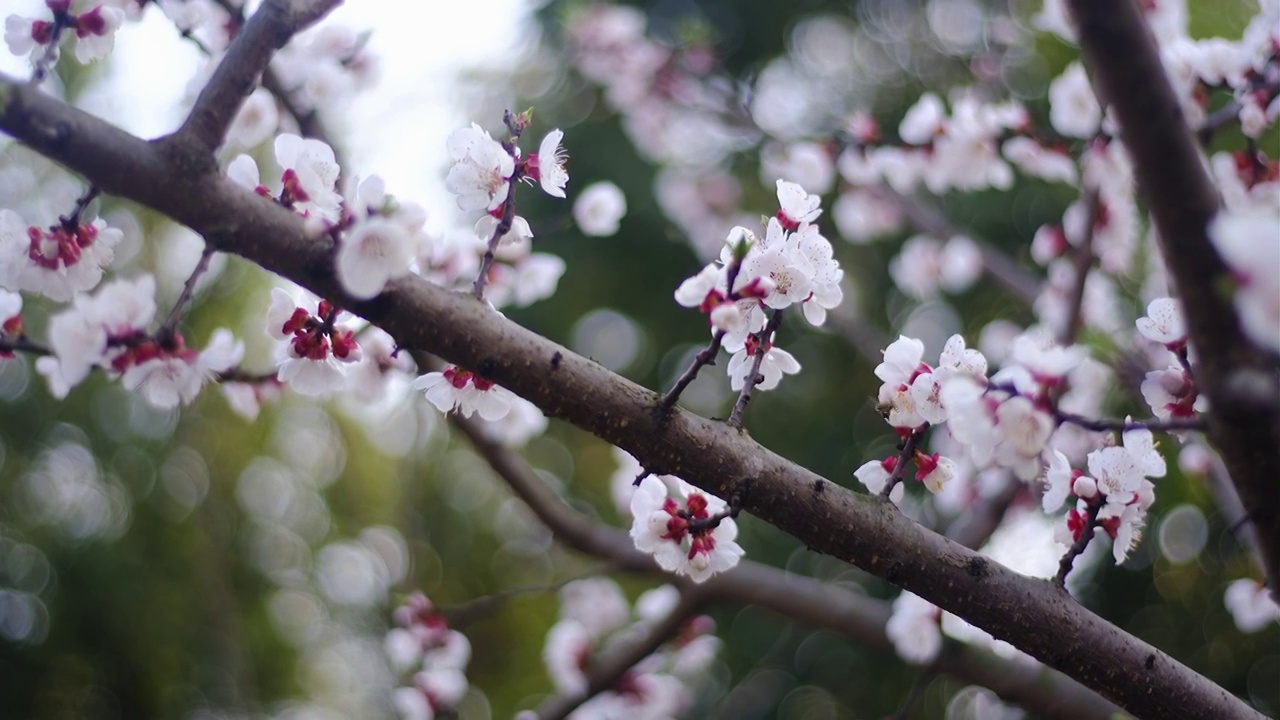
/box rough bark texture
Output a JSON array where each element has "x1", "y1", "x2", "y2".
[{"x1": 1067, "y1": 0, "x2": 1280, "y2": 595}]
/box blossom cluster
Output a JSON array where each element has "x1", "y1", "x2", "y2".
[
  {"x1": 386, "y1": 593, "x2": 471, "y2": 720},
  {"x1": 4, "y1": 0, "x2": 126, "y2": 67},
  {"x1": 612, "y1": 449, "x2": 744, "y2": 583},
  {"x1": 673, "y1": 180, "x2": 843, "y2": 392},
  {"x1": 541, "y1": 579, "x2": 719, "y2": 718}
]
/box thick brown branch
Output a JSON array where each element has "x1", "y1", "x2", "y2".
[
  {"x1": 1067, "y1": 0, "x2": 1280, "y2": 598},
  {"x1": 176, "y1": 0, "x2": 341, "y2": 155},
  {"x1": 0, "y1": 74, "x2": 1255, "y2": 720},
  {"x1": 449, "y1": 414, "x2": 1124, "y2": 719}
]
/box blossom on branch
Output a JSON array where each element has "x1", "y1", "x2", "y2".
[{"x1": 629, "y1": 476, "x2": 743, "y2": 583}]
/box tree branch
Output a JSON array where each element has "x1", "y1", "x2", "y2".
[
  {"x1": 1066, "y1": 0, "x2": 1280, "y2": 599},
  {"x1": 0, "y1": 73, "x2": 1257, "y2": 720},
  {"x1": 175, "y1": 0, "x2": 341, "y2": 155},
  {"x1": 447, "y1": 412, "x2": 1125, "y2": 719},
  {"x1": 533, "y1": 588, "x2": 707, "y2": 720}
]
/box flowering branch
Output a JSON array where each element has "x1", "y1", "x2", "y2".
[
  {"x1": 159, "y1": 246, "x2": 216, "y2": 339},
  {"x1": 0, "y1": 33, "x2": 1261, "y2": 719},
  {"x1": 1055, "y1": 500, "x2": 1103, "y2": 588},
  {"x1": 660, "y1": 247, "x2": 749, "y2": 411},
  {"x1": 882, "y1": 426, "x2": 928, "y2": 499},
  {"x1": 446, "y1": 411, "x2": 1122, "y2": 719},
  {"x1": 1067, "y1": 0, "x2": 1280, "y2": 599},
  {"x1": 531, "y1": 588, "x2": 708, "y2": 720},
  {"x1": 726, "y1": 308, "x2": 783, "y2": 427},
  {"x1": 176, "y1": 0, "x2": 341, "y2": 155},
  {"x1": 1061, "y1": 183, "x2": 1100, "y2": 345},
  {"x1": 1054, "y1": 410, "x2": 1206, "y2": 434}
]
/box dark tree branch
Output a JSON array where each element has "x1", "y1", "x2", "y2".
[
  {"x1": 533, "y1": 588, "x2": 707, "y2": 720},
  {"x1": 0, "y1": 73, "x2": 1257, "y2": 720},
  {"x1": 1067, "y1": 0, "x2": 1280, "y2": 598},
  {"x1": 447, "y1": 412, "x2": 1124, "y2": 719},
  {"x1": 883, "y1": 426, "x2": 928, "y2": 499},
  {"x1": 175, "y1": 0, "x2": 341, "y2": 155}
]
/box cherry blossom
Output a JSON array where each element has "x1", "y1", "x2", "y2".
[
  {"x1": 573, "y1": 181, "x2": 627, "y2": 237},
  {"x1": 629, "y1": 476, "x2": 744, "y2": 583}
]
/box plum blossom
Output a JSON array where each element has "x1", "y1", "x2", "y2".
[
  {"x1": 35, "y1": 274, "x2": 157, "y2": 398},
  {"x1": 1048, "y1": 62, "x2": 1102, "y2": 138},
  {"x1": 573, "y1": 181, "x2": 627, "y2": 236},
  {"x1": 854, "y1": 455, "x2": 903, "y2": 502},
  {"x1": 629, "y1": 476, "x2": 744, "y2": 583},
  {"x1": 1208, "y1": 205, "x2": 1280, "y2": 353},
  {"x1": 1136, "y1": 297, "x2": 1186, "y2": 348},
  {"x1": 726, "y1": 341, "x2": 801, "y2": 392},
  {"x1": 0, "y1": 209, "x2": 122, "y2": 302},
  {"x1": 414, "y1": 365, "x2": 513, "y2": 421},
  {"x1": 387, "y1": 592, "x2": 471, "y2": 719},
  {"x1": 265, "y1": 287, "x2": 361, "y2": 396},
  {"x1": 5, "y1": 3, "x2": 126, "y2": 65},
  {"x1": 1141, "y1": 365, "x2": 1203, "y2": 421},
  {"x1": 227, "y1": 135, "x2": 343, "y2": 223},
  {"x1": 119, "y1": 328, "x2": 244, "y2": 408},
  {"x1": 445, "y1": 123, "x2": 515, "y2": 212},
  {"x1": 1041, "y1": 450, "x2": 1078, "y2": 513},
  {"x1": 1224, "y1": 579, "x2": 1280, "y2": 633},
  {"x1": 337, "y1": 216, "x2": 416, "y2": 299},
  {"x1": 886, "y1": 592, "x2": 942, "y2": 665},
  {"x1": 530, "y1": 129, "x2": 569, "y2": 198},
  {"x1": 774, "y1": 179, "x2": 821, "y2": 229}
]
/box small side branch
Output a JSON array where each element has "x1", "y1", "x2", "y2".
[
  {"x1": 882, "y1": 426, "x2": 928, "y2": 499},
  {"x1": 159, "y1": 246, "x2": 217, "y2": 339},
  {"x1": 1055, "y1": 501, "x2": 1103, "y2": 588},
  {"x1": 726, "y1": 309, "x2": 783, "y2": 427},
  {"x1": 531, "y1": 588, "x2": 707, "y2": 720},
  {"x1": 176, "y1": 0, "x2": 342, "y2": 154}
]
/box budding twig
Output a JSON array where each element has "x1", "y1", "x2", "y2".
[
  {"x1": 882, "y1": 426, "x2": 928, "y2": 499},
  {"x1": 726, "y1": 309, "x2": 783, "y2": 428},
  {"x1": 1055, "y1": 500, "x2": 1103, "y2": 588},
  {"x1": 159, "y1": 246, "x2": 217, "y2": 340}
]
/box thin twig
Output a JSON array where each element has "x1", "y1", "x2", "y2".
[
  {"x1": 882, "y1": 426, "x2": 928, "y2": 499},
  {"x1": 532, "y1": 588, "x2": 707, "y2": 720},
  {"x1": 1054, "y1": 409, "x2": 1206, "y2": 434},
  {"x1": 29, "y1": 9, "x2": 71, "y2": 85},
  {"x1": 659, "y1": 246, "x2": 751, "y2": 410},
  {"x1": 471, "y1": 196, "x2": 516, "y2": 299},
  {"x1": 439, "y1": 565, "x2": 620, "y2": 628},
  {"x1": 1062, "y1": 184, "x2": 1100, "y2": 345},
  {"x1": 726, "y1": 309, "x2": 783, "y2": 427},
  {"x1": 0, "y1": 336, "x2": 51, "y2": 356},
  {"x1": 160, "y1": 246, "x2": 217, "y2": 339},
  {"x1": 1055, "y1": 501, "x2": 1103, "y2": 588},
  {"x1": 660, "y1": 330, "x2": 725, "y2": 411},
  {"x1": 59, "y1": 186, "x2": 101, "y2": 229}
]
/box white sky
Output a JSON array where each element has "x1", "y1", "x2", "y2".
[{"x1": 2, "y1": 0, "x2": 532, "y2": 227}]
